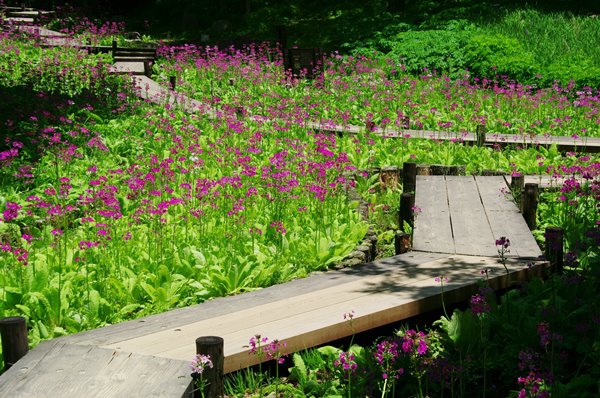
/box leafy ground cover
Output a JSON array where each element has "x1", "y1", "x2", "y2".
[{"x1": 0, "y1": 10, "x2": 599, "y2": 397}]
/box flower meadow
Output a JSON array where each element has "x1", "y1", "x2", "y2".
[
  {"x1": 153, "y1": 43, "x2": 600, "y2": 139},
  {"x1": 0, "y1": 14, "x2": 599, "y2": 397}
]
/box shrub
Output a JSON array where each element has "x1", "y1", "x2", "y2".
[
  {"x1": 387, "y1": 26, "x2": 473, "y2": 76},
  {"x1": 463, "y1": 33, "x2": 535, "y2": 82},
  {"x1": 543, "y1": 55, "x2": 600, "y2": 88}
]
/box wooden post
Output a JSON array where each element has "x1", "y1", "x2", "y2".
[
  {"x1": 275, "y1": 25, "x2": 287, "y2": 50},
  {"x1": 395, "y1": 232, "x2": 411, "y2": 254},
  {"x1": 234, "y1": 106, "x2": 244, "y2": 118},
  {"x1": 511, "y1": 174, "x2": 525, "y2": 210},
  {"x1": 545, "y1": 227, "x2": 564, "y2": 274},
  {"x1": 0, "y1": 316, "x2": 29, "y2": 370},
  {"x1": 402, "y1": 162, "x2": 417, "y2": 193},
  {"x1": 511, "y1": 174, "x2": 524, "y2": 193},
  {"x1": 401, "y1": 116, "x2": 410, "y2": 129},
  {"x1": 399, "y1": 192, "x2": 415, "y2": 230},
  {"x1": 194, "y1": 336, "x2": 224, "y2": 398},
  {"x1": 476, "y1": 124, "x2": 486, "y2": 147},
  {"x1": 111, "y1": 39, "x2": 117, "y2": 60},
  {"x1": 379, "y1": 166, "x2": 399, "y2": 190},
  {"x1": 169, "y1": 76, "x2": 176, "y2": 91},
  {"x1": 143, "y1": 60, "x2": 152, "y2": 77},
  {"x1": 446, "y1": 165, "x2": 465, "y2": 176},
  {"x1": 365, "y1": 120, "x2": 376, "y2": 132},
  {"x1": 416, "y1": 164, "x2": 430, "y2": 175},
  {"x1": 522, "y1": 183, "x2": 538, "y2": 230}
]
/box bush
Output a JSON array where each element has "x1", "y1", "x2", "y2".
[
  {"x1": 544, "y1": 55, "x2": 600, "y2": 88},
  {"x1": 386, "y1": 25, "x2": 474, "y2": 76},
  {"x1": 463, "y1": 33, "x2": 535, "y2": 82}
]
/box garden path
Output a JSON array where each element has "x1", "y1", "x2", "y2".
[
  {"x1": 0, "y1": 250, "x2": 545, "y2": 397},
  {"x1": 413, "y1": 175, "x2": 542, "y2": 258}
]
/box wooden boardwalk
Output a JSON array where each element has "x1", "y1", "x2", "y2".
[
  {"x1": 0, "y1": 252, "x2": 544, "y2": 397},
  {"x1": 7, "y1": 21, "x2": 600, "y2": 152},
  {"x1": 0, "y1": 175, "x2": 547, "y2": 397},
  {"x1": 413, "y1": 175, "x2": 542, "y2": 258}
]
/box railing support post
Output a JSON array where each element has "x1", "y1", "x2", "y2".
[
  {"x1": 511, "y1": 174, "x2": 525, "y2": 209},
  {"x1": 143, "y1": 60, "x2": 152, "y2": 77},
  {"x1": 402, "y1": 162, "x2": 417, "y2": 193},
  {"x1": 380, "y1": 166, "x2": 399, "y2": 190},
  {"x1": 0, "y1": 316, "x2": 29, "y2": 370},
  {"x1": 522, "y1": 183, "x2": 538, "y2": 230},
  {"x1": 395, "y1": 232, "x2": 411, "y2": 254},
  {"x1": 399, "y1": 192, "x2": 415, "y2": 230},
  {"x1": 194, "y1": 336, "x2": 224, "y2": 398},
  {"x1": 545, "y1": 227, "x2": 564, "y2": 274},
  {"x1": 476, "y1": 124, "x2": 486, "y2": 147}
]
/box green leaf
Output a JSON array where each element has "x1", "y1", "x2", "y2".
[
  {"x1": 317, "y1": 345, "x2": 341, "y2": 359},
  {"x1": 288, "y1": 353, "x2": 308, "y2": 384}
]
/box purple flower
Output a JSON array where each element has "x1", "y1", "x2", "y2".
[
  {"x1": 190, "y1": 354, "x2": 213, "y2": 375},
  {"x1": 2, "y1": 201, "x2": 21, "y2": 222},
  {"x1": 334, "y1": 351, "x2": 357, "y2": 372},
  {"x1": 495, "y1": 236, "x2": 510, "y2": 249},
  {"x1": 470, "y1": 294, "x2": 491, "y2": 316}
]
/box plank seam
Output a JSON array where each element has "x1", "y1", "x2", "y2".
[{"x1": 444, "y1": 175, "x2": 456, "y2": 254}]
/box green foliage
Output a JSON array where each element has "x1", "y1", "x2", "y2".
[
  {"x1": 0, "y1": 34, "x2": 119, "y2": 96},
  {"x1": 463, "y1": 33, "x2": 535, "y2": 81},
  {"x1": 388, "y1": 27, "x2": 472, "y2": 76},
  {"x1": 545, "y1": 55, "x2": 600, "y2": 88}
]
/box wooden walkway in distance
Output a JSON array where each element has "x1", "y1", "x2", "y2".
[
  {"x1": 305, "y1": 122, "x2": 600, "y2": 153},
  {"x1": 7, "y1": 22, "x2": 600, "y2": 152},
  {"x1": 413, "y1": 175, "x2": 542, "y2": 259}
]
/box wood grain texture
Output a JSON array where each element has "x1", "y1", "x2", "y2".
[
  {"x1": 102, "y1": 255, "x2": 545, "y2": 373},
  {"x1": 446, "y1": 176, "x2": 497, "y2": 256},
  {"x1": 412, "y1": 175, "x2": 455, "y2": 254},
  {"x1": 476, "y1": 176, "x2": 542, "y2": 259},
  {"x1": 0, "y1": 343, "x2": 191, "y2": 398}
]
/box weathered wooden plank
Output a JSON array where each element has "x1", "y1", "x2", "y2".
[
  {"x1": 474, "y1": 175, "x2": 516, "y2": 211},
  {"x1": 0, "y1": 253, "x2": 546, "y2": 394},
  {"x1": 523, "y1": 174, "x2": 571, "y2": 190},
  {"x1": 102, "y1": 255, "x2": 458, "y2": 357},
  {"x1": 446, "y1": 176, "x2": 497, "y2": 256},
  {"x1": 105, "y1": 256, "x2": 545, "y2": 373},
  {"x1": 475, "y1": 176, "x2": 542, "y2": 259},
  {"x1": 68, "y1": 251, "x2": 447, "y2": 346},
  {"x1": 0, "y1": 339, "x2": 63, "y2": 392},
  {"x1": 486, "y1": 210, "x2": 543, "y2": 259},
  {"x1": 0, "y1": 344, "x2": 190, "y2": 398},
  {"x1": 412, "y1": 175, "x2": 455, "y2": 254},
  {"x1": 217, "y1": 256, "x2": 527, "y2": 372},
  {"x1": 109, "y1": 62, "x2": 146, "y2": 74}
]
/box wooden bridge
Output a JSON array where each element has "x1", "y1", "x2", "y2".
[{"x1": 0, "y1": 172, "x2": 548, "y2": 397}]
